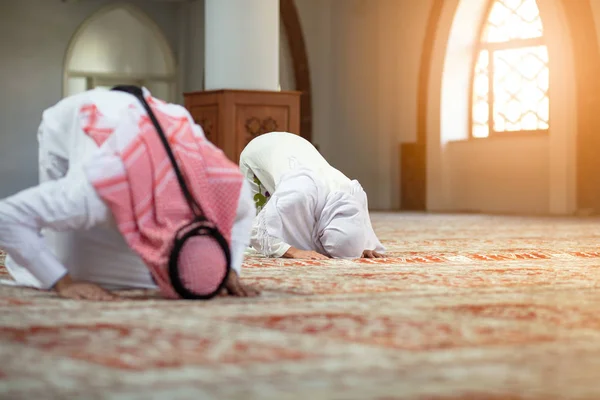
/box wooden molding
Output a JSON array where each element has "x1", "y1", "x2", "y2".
[
  {"x1": 561, "y1": 0, "x2": 600, "y2": 212},
  {"x1": 280, "y1": 0, "x2": 313, "y2": 143},
  {"x1": 184, "y1": 90, "x2": 301, "y2": 163},
  {"x1": 402, "y1": 0, "x2": 444, "y2": 210},
  {"x1": 417, "y1": 0, "x2": 444, "y2": 146}
]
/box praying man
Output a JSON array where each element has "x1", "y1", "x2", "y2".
[
  {"x1": 239, "y1": 132, "x2": 385, "y2": 260},
  {"x1": 0, "y1": 87, "x2": 259, "y2": 301}
]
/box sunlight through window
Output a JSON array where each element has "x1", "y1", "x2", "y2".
[{"x1": 471, "y1": 0, "x2": 549, "y2": 138}]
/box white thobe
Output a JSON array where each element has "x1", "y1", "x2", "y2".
[
  {"x1": 239, "y1": 131, "x2": 384, "y2": 258},
  {"x1": 0, "y1": 88, "x2": 254, "y2": 290}
]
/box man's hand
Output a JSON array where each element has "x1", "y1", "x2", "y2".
[
  {"x1": 362, "y1": 250, "x2": 385, "y2": 258},
  {"x1": 221, "y1": 269, "x2": 260, "y2": 297},
  {"x1": 53, "y1": 274, "x2": 118, "y2": 301},
  {"x1": 283, "y1": 247, "x2": 329, "y2": 260}
]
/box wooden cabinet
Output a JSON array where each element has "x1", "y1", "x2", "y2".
[{"x1": 184, "y1": 89, "x2": 301, "y2": 163}]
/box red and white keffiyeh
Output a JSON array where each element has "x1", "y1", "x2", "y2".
[{"x1": 81, "y1": 94, "x2": 243, "y2": 299}]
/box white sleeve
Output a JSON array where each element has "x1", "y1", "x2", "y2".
[
  {"x1": 0, "y1": 169, "x2": 110, "y2": 289},
  {"x1": 362, "y1": 205, "x2": 385, "y2": 253},
  {"x1": 229, "y1": 180, "x2": 256, "y2": 275},
  {"x1": 250, "y1": 205, "x2": 292, "y2": 258},
  {"x1": 364, "y1": 216, "x2": 386, "y2": 253},
  {"x1": 353, "y1": 185, "x2": 385, "y2": 253},
  {"x1": 250, "y1": 175, "x2": 318, "y2": 258}
]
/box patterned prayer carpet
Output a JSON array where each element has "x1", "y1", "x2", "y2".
[{"x1": 2, "y1": 213, "x2": 600, "y2": 399}]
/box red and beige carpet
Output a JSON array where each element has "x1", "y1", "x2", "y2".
[{"x1": 2, "y1": 213, "x2": 600, "y2": 399}]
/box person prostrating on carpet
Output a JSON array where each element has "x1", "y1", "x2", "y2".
[
  {"x1": 240, "y1": 132, "x2": 385, "y2": 260},
  {"x1": 0, "y1": 86, "x2": 259, "y2": 301}
]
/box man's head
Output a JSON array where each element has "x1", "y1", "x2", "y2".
[
  {"x1": 171, "y1": 233, "x2": 230, "y2": 298},
  {"x1": 318, "y1": 193, "x2": 366, "y2": 259}
]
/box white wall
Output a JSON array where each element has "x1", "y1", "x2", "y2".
[
  {"x1": 0, "y1": 0, "x2": 431, "y2": 210},
  {"x1": 279, "y1": 19, "x2": 296, "y2": 91},
  {"x1": 0, "y1": 0, "x2": 181, "y2": 198},
  {"x1": 447, "y1": 138, "x2": 550, "y2": 214},
  {"x1": 67, "y1": 7, "x2": 171, "y2": 76},
  {"x1": 590, "y1": 1, "x2": 600, "y2": 47},
  {"x1": 296, "y1": 0, "x2": 581, "y2": 214},
  {"x1": 7, "y1": 0, "x2": 577, "y2": 214},
  {"x1": 294, "y1": 0, "x2": 333, "y2": 151},
  {"x1": 295, "y1": 0, "x2": 432, "y2": 210},
  {"x1": 379, "y1": 0, "x2": 432, "y2": 208},
  {"x1": 427, "y1": 0, "x2": 577, "y2": 215},
  {"x1": 179, "y1": 0, "x2": 204, "y2": 93}
]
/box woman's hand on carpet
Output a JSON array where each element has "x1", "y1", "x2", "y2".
[
  {"x1": 53, "y1": 274, "x2": 119, "y2": 301},
  {"x1": 222, "y1": 270, "x2": 260, "y2": 297},
  {"x1": 362, "y1": 250, "x2": 385, "y2": 258},
  {"x1": 283, "y1": 247, "x2": 329, "y2": 260}
]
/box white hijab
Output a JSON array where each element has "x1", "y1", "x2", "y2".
[{"x1": 240, "y1": 132, "x2": 351, "y2": 196}]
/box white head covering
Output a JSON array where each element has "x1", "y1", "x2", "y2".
[{"x1": 240, "y1": 132, "x2": 351, "y2": 196}]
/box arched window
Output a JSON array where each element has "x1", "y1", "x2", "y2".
[
  {"x1": 471, "y1": 0, "x2": 549, "y2": 138},
  {"x1": 64, "y1": 4, "x2": 176, "y2": 101}
]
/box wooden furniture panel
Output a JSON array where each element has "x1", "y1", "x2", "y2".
[
  {"x1": 184, "y1": 89, "x2": 301, "y2": 163},
  {"x1": 188, "y1": 105, "x2": 219, "y2": 144},
  {"x1": 236, "y1": 105, "x2": 291, "y2": 157}
]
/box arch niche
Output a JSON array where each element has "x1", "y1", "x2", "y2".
[
  {"x1": 419, "y1": 0, "x2": 577, "y2": 215},
  {"x1": 63, "y1": 3, "x2": 177, "y2": 101}
]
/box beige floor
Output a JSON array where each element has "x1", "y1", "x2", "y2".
[{"x1": 2, "y1": 213, "x2": 600, "y2": 399}]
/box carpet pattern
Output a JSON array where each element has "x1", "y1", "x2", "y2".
[{"x1": 2, "y1": 214, "x2": 600, "y2": 399}]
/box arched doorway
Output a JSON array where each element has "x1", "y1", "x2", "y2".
[{"x1": 63, "y1": 4, "x2": 177, "y2": 101}]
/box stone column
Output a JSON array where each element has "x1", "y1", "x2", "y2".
[{"x1": 204, "y1": 0, "x2": 280, "y2": 90}]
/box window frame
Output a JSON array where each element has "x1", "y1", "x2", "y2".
[{"x1": 469, "y1": 0, "x2": 550, "y2": 139}]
